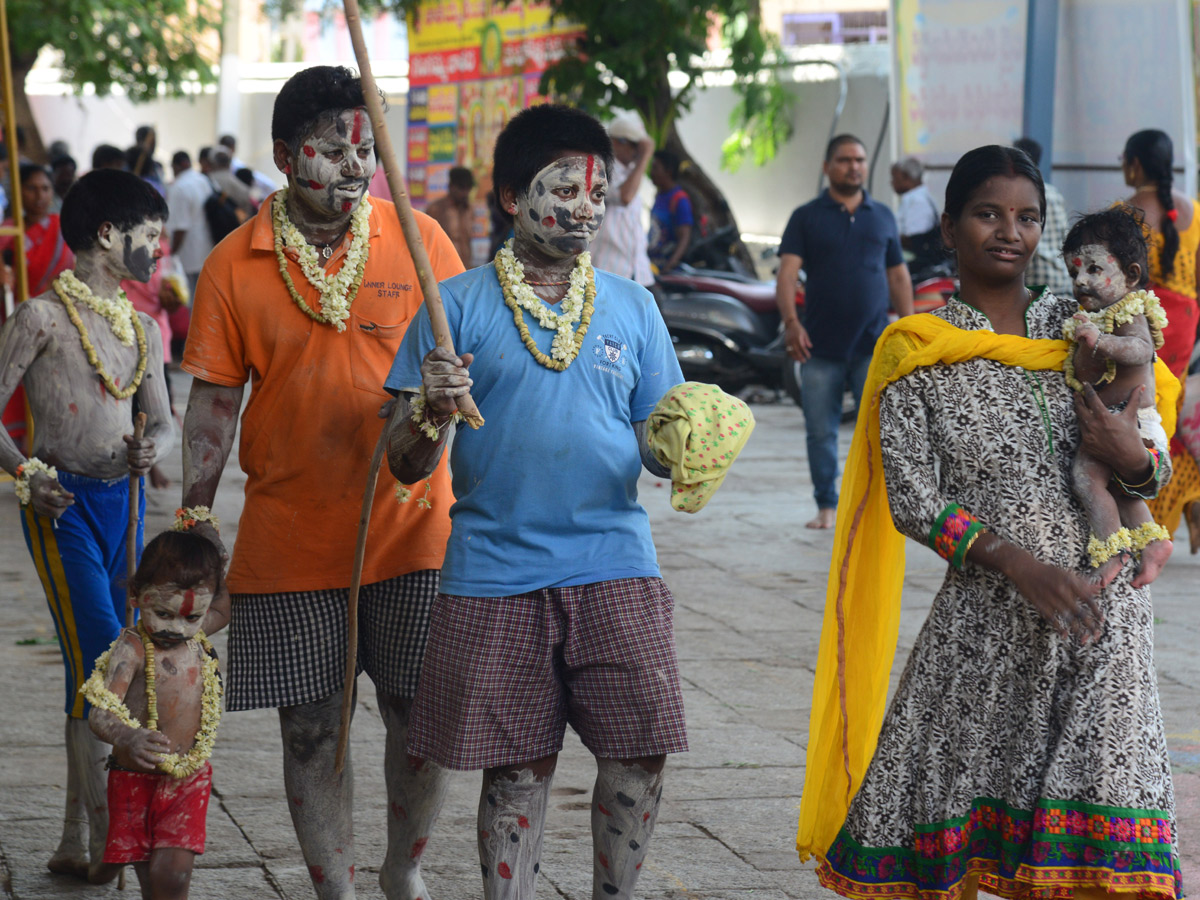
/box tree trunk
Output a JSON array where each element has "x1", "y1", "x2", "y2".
[
  {"x1": 10, "y1": 57, "x2": 47, "y2": 164},
  {"x1": 661, "y1": 121, "x2": 758, "y2": 274}
]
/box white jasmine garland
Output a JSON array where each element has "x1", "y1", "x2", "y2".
[
  {"x1": 495, "y1": 242, "x2": 592, "y2": 362},
  {"x1": 13, "y1": 457, "x2": 57, "y2": 506},
  {"x1": 272, "y1": 189, "x2": 372, "y2": 332},
  {"x1": 55, "y1": 269, "x2": 136, "y2": 346}
]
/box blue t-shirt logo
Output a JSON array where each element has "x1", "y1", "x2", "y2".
[{"x1": 593, "y1": 333, "x2": 629, "y2": 374}]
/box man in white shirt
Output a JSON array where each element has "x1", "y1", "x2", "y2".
[
  {"x1": 166, "y1": 151, "x2": 216, "y2": 293},
  {"x1": 891, "y1": 156, "x2": 941, "y2": 274},
  {"x1": 218, "y1": 134, "x2": 280, "y2": 199},
  {"x1": 590, "y1": 110, "x2": 655, "y2": 288}
]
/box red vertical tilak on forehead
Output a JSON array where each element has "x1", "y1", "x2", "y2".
[
  {"x1": 351, "y1": 110, "x2": 363, "y2": 144},
  {"x1": 180, "y1": 590, "x2": 195, "y2": 617},
  {"x1": 586, "y1": 155, "x2": 594, "y2": 191}
]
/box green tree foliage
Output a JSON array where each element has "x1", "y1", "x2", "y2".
[{"x1": 7, "y1": 0, "x2": 220, "y2": 160}]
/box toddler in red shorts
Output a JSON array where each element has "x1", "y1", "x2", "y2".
[{"x1": 81, "y1": 524, "x2": 227, "y2": 898}]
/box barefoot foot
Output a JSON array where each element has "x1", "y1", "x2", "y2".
[
  {"x1": 1133, "y1": 539, "x2": 1173, "y2": 588},
  {"x1": 806, "y1": 508, "x2": 836, "y2": 530},
  {"x1": 87, "y1": 861, "x2": 123, "y2": 885},
  {"x1": 1089, "y1": 551, "x2": 1129, "y2": 589},
  {"x1": 46, "y1": 850, "x2": 89, "y2": 879}
]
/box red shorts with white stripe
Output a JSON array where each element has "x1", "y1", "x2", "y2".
[
  {"x1": 409, "y1": 577, "x2": 688, "y2": 770},
  {"x1": 103, "y1": 762, "x2": 211, "y2": 863}
]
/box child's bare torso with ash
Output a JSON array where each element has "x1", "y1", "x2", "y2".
[
  {"x1": 102, "y1": 629, "x2": 206, "y2": 772},
  {"x1": 1071, "y1": 309, "x2": 1157, "y2": 411},
  {"x1": 5, "y1": 294, "x2": 166, "y2": 479}
]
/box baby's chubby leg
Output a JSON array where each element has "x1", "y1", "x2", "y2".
[{"x1": 1073, "y1": 451, "x2": 1128, "y2": 585}]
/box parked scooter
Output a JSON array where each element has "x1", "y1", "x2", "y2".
[{"x1": 656, "y1": 253, "x2": 956, "y2": 407}]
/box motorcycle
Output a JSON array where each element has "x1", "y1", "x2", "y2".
[{"x1": 656, "y1": 255, "x2": 956, "y2": 407}]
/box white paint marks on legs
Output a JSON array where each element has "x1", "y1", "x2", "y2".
[
  {"x1": 591, "y1": 759, "x2": 664, "y2": 899},
  {"x1": 377, "y1": 689, "x2": 451, "y2": 900},
  {"x1": 279, "y1": 693, "x2": 357, "y2": 898},
  {"x1": 478, "y1": 768, "x2": 552, "y2": 899},
  {"x1": 48, "y1": 717, "x2": 92, "y2": 877}
]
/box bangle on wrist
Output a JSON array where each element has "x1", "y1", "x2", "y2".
[{"x1": 1113, "y1": 447, "x2": 1161, "y2": 498}]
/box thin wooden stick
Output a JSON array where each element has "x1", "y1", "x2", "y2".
[
  {"x1": 334, "y1": 410, "x2": 391, "y2": 774},
  {"x1": 125, "y1": 412, "x2": 146, "y2": 628},
  {"x1": 343, "y1": 0, "x2": 483, "y2": 429}
]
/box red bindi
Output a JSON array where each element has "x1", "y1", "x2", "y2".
[
  {"x1": 351, "y1": 110, "x2": 363, "y2": 144},
  {"x1": 1072, "y1": 257, "x2": 1082, "y2": 268},
  {"x1": 302, "y1": 145, "x2": 316, "y2": 158},
  {"x1": 585, "y1": 155, "x2": 594, "y2": 191},
  {"x1": 180, "y1": 590, "x2": 195, "y2": 617}
]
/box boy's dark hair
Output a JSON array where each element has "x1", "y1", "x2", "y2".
[
  {"x1": 91, "y1": 143, "x2": 127, "y2": 170},
  {"x1": 448, "y1": 165, "x2": 475, "y2": 190},
  {"x1": 492, "y1": 104, "x2": 613, "y2": 208},
  {"x1": 51, "y1": 154, "x2": 76, "y2": 173},
  {"x1": 1061, "y1": 206, "x2": 1151, "y2": 289},
  {"x1": 60, "y1": 169, "x2": 169, "y2": 253},
  {"x1": 235, "y1": 167, "x2": 255, "y2": 188},
  {"x1": 171, "y1": 150, "x2": 191, "y2": 168},
  {"x1": 198, "y1": 146, "x2": 212, "y2": 165},
  {"x1": 272, "y1": 66, "x2": 383, "y2": 153},
  {"x1": 129, "y1": 530, "x2": 224, "y2": 599},
  {"x1": 652, "y1": 149, "x2": 682, "y2": 180},
  {"x1": 825, "y1": 134, "x2": 866, "y2": 163},
  {"x1": 944, "y1": 145, "x2": 1045, "y2": 224}
]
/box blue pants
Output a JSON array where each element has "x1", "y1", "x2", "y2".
[
  {"x1": 20, "y1": 470, "x2": 144, "y2": 718},
  {"x1": 801, "y1": 354, "x2": 872, "y2": 510}
]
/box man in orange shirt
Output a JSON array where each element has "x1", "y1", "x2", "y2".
[{"x1": 179, "y1": 66, "x2": 463, "y2": 900}]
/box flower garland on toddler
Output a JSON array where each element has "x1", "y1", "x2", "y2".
[
  {"x1": 494, "y1": 241, "x2": 595, "y2": 371},
  {"x1": 80, "y1": 624, "x2": 222, "y2": 779},
  {"x1": 1062, "y1": 289, "x2": 1167, "y2": 391},
  {"x1": 13, "y1": 458, "x2": 57, "y2": 506}
]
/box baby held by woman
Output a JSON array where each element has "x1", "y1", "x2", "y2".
[{"x1": 1061, "y1": 207, "x2": 1173, "y2": 583}]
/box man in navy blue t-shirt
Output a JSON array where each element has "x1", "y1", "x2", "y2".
[{"x1": 775, "y1": 134, "x2": 914, "y2": 529}]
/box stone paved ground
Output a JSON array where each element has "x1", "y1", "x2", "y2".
[{"x1": 2, "y1": 379, "x2": 1197, "y2": 898}]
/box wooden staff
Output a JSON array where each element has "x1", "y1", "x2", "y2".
[
  {"x1": 343, "y1": 0, "x2": 483, "y2": 428},
  {"x1": 335, "y1": 0, "x2": 483, "y2": 771},
  {"x1": 125, "y1": 412, "x2": 146, "y2": 628}
]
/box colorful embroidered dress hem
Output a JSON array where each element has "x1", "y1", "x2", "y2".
[{"x1": 816, "y1": 796, "x2": 1181, "y2": 900}]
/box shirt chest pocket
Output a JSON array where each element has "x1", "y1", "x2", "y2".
[{"x1": 349, "y1": 311, "x2": 410, "y2": 395}]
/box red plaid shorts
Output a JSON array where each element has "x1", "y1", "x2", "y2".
[
  {"x1": 409, "y1": 577, "x2": 688, "y2": 770},
  {"x1": 103, "y1": 762, "x2": 212, "y2": 863}
]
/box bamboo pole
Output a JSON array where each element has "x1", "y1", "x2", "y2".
[
  {"x1": 335, "y1": 0, "x2": 483, "y2": 771},
  {"x1": 0, "y1": 0, "x2": 27, "y2": 308}
]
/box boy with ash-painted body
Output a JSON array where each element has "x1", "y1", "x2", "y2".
[
  {"x1": 0, "y1": 169, "x2": 175, "y2": 882},
  {"x1": 84, "y1": 529, "x2": 228, "y2": 899},
  {"x1": 1061, "y1": 206, "x2": 1173, "y2": 584}
]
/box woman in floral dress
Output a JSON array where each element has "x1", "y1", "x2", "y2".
[{"x1": 800, "y1": 146, "x2": 1183, "y2": 900}]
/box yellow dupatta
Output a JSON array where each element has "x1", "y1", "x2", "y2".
[{"x1": 795, "y1": 313, "x2": 1181, "y2": 863}]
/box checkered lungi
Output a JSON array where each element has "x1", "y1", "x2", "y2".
[
  {"x1": 409, "y1": 576, "x2": 688, "y2": 770},
  {"x1": 225, "y1": 569, "x2": 439, "y2": 711}
]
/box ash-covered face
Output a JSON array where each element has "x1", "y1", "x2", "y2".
[
  {"x1": 291, "y1": 108, "x2": 376, "y2": 219},
  {"x1": 513, "y1": 155, "x2": 607, "y2": 258},
  {"x1": 98, "y1": 218, "x2": 164, "y2": 284},
  {"x1": 1066, "y1": 243, "x2": 1136, "y2": 312},
  {"x1": 137, "y1": 583, "x2": 214, "y2": 647}
]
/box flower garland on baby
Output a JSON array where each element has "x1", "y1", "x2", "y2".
[
  {"x1": 12, "y1": 458, "x2": 57, "y2": 506},
  {"x1": 53, "y1": 271, "x2": 149, "y2": 400},
  {"x1": 80, "y1": 624, "x2": 222, "y2": 779},
  {"x1": 1062, "y1": 289, "x2": 1167, "y2": 391},
  {"x1": 272, "y1": 188, "x2": 371, "y2": 333},
  {"x1": 172, "y1": 506, "x2": 220, "y2": 533},
  {"x1": 494, "y1": 241, "x2": 595, "y2": 371}
]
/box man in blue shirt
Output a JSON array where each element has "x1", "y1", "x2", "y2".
[
  {"x1": 384, "y1": 104, "x2": 687, "y2": 900},
  {"x1": 775, "y1": 134, "x2": 914, "y2": 529},
  {"x1": 647, "y1": 150, "x2": 694, "y2": 272}
]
